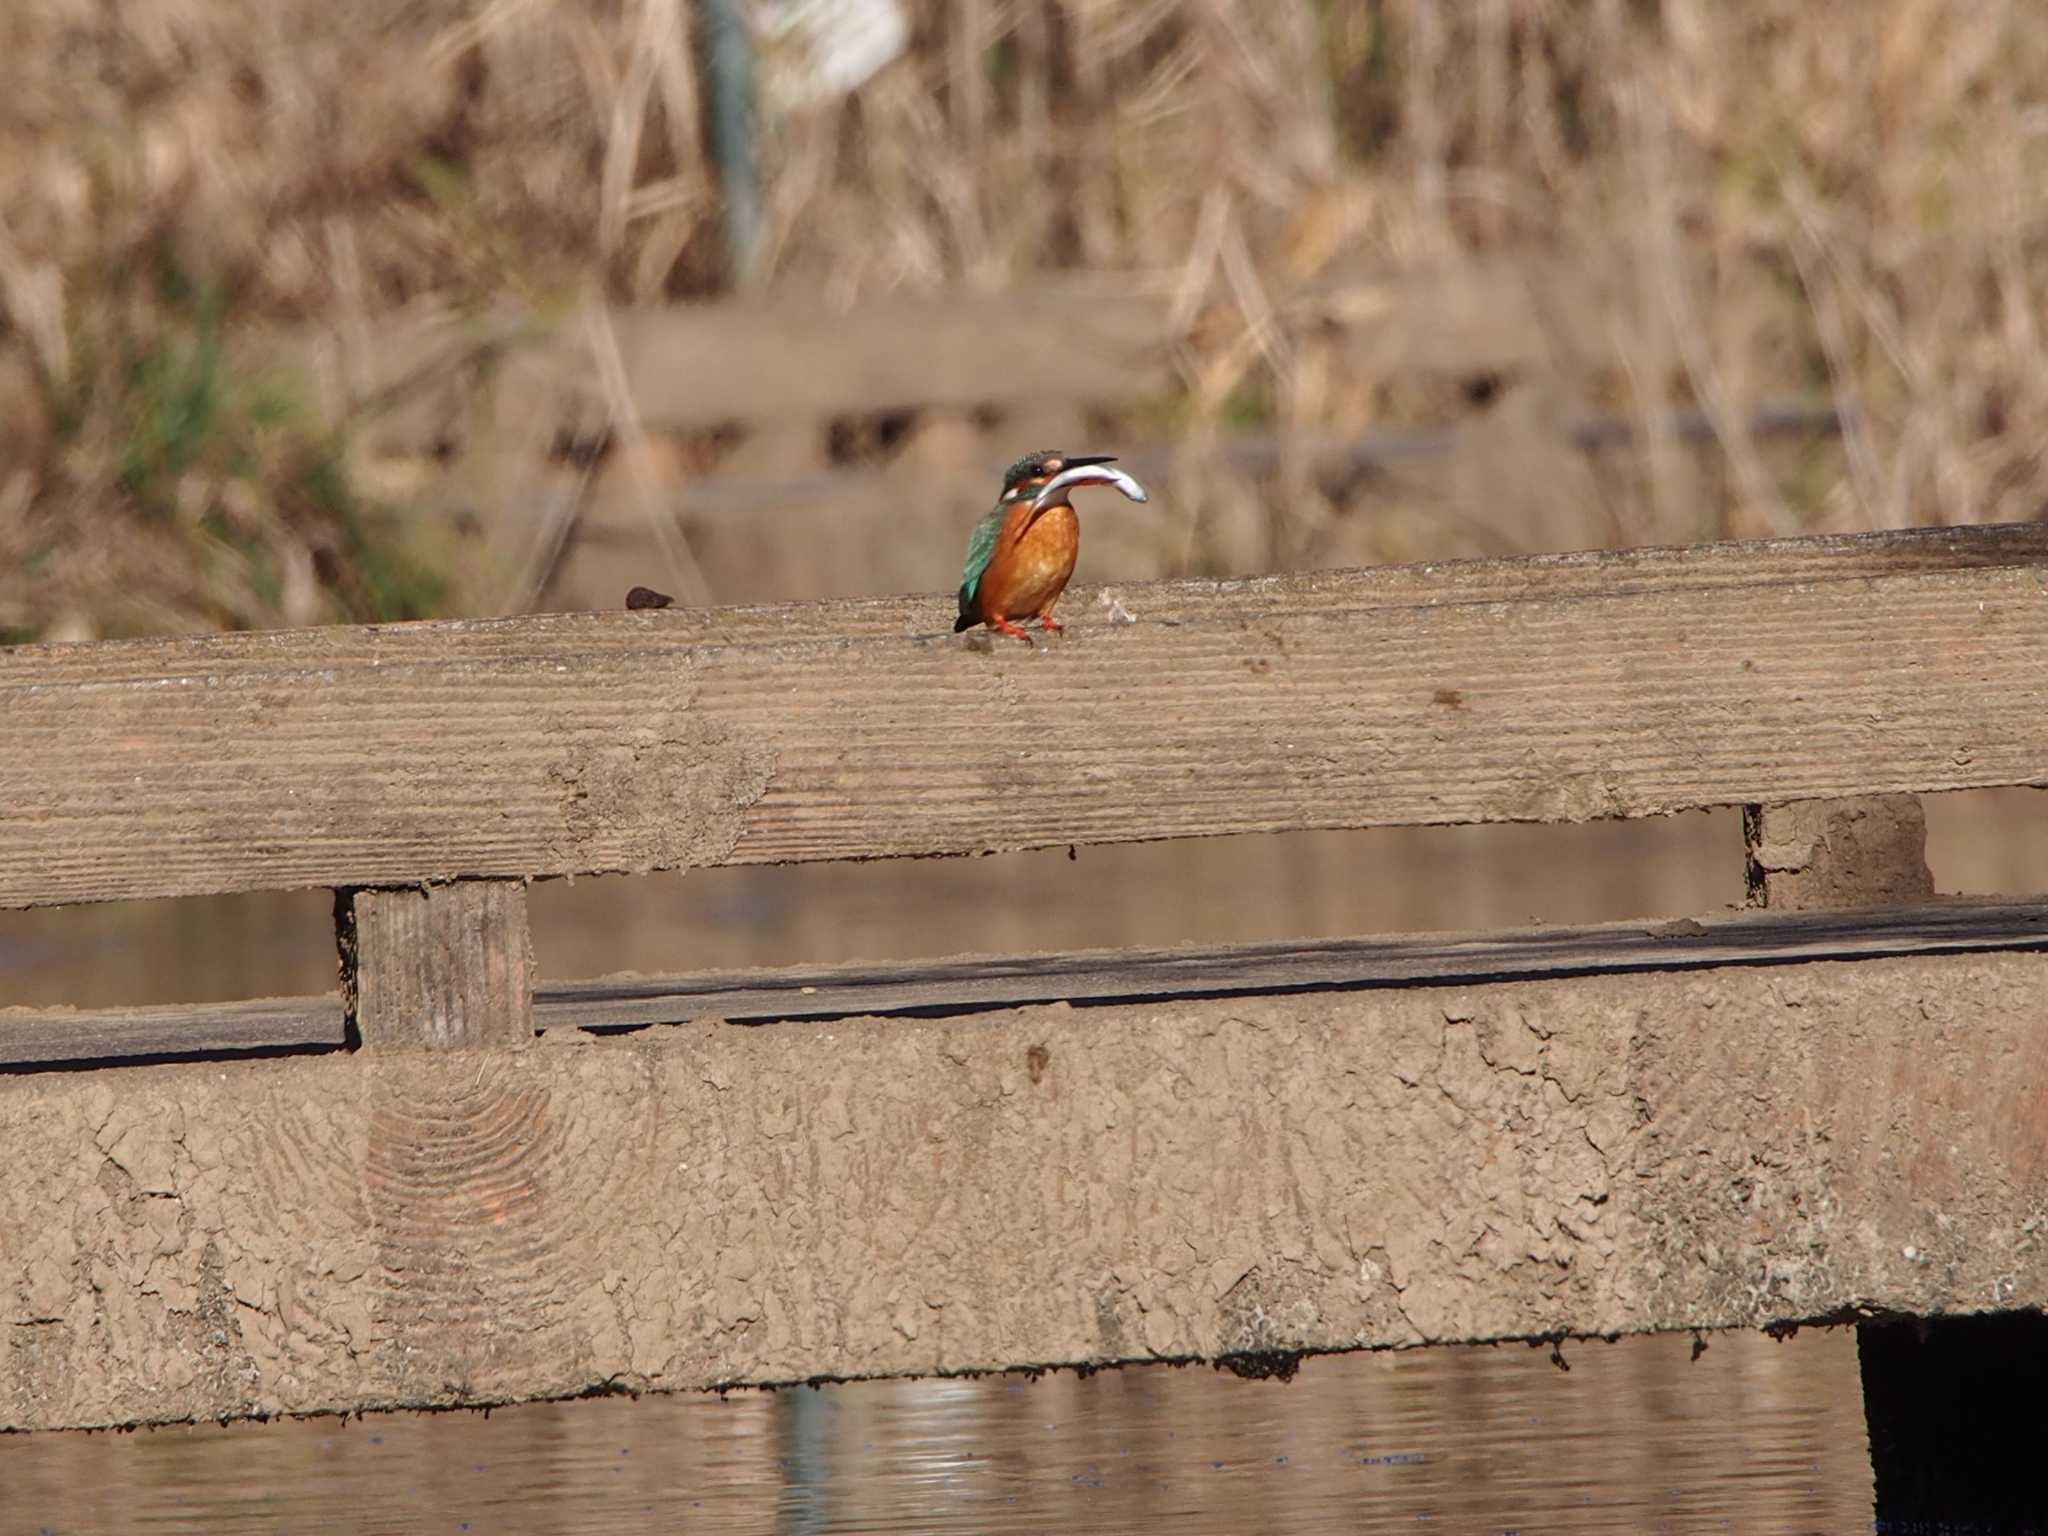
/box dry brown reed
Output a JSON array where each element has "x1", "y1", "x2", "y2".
[{"x1": 1, "y1": 0, "x2": 2044, "y2": 636}]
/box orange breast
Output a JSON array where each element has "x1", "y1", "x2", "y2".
[{"x1": 979, "y1": 504, "x2": 1079, "y2": 620}]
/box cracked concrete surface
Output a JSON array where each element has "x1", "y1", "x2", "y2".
[{"x1": 5, "y1": 950, "x2": 2047, "y2": 1430}]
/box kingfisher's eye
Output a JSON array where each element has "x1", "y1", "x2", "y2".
[{"x1": 1036, "y1": 461, "x2": 1056, "y2": 477}]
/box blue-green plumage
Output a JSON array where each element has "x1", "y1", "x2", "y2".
[{"x1": 956, "y1": 506, "x2": 1006, "y2": 618}]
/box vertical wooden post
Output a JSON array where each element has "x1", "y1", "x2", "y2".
[
  {"x1": 334, "y1": 879, "x2": 554, "y2": 1397},
  {"x1": 339, "y1": 881, "x2": 533, "y2": 1050},
  {"x1": 1746, "y1": 794, "x2": 2045, "y2": 1533},
  {"x1": 1742, "y1": 794, "x2": 1933, "y2": 909}
]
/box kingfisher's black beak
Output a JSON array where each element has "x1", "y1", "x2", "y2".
[{"x1": 1064, "y1": 454, "x2": 1117, "y2": 469}]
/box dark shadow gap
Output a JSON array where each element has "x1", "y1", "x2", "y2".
[{"x1": 0, "y1": 1040, "x2": 342, "y2": 1077}]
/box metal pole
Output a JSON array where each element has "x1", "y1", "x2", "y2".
[{"x1": 700, "y1": 0, "x2": 765, "y2": 286}]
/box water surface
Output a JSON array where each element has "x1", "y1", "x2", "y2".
[{"x1": 7, "y1": 1329, "x2": 1870, "y2": 1534}]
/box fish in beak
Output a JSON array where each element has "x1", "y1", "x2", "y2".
[{"x1": 1030, "y1": 456, "x2": 1151, "y2": 513}]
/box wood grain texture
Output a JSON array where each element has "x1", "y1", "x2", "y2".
[
  {"x1": 363, "y1": 1052, "x2": 560, "y2": 1401},
  {"x1": 345, "y1": 883, "x2": 533, "y2": 1050},
  {"x1": 11, "y1": 898, "x2": 2046, "y2": 1065},
  {"x1": 0, "y1": 995, "x2": 343, "y2": 1066},
  {"x1": 5, "y1": 526, "x2": 2048, "y2": 908},
  {"x1": 12, "y1": 521, "x2": 2048, "y2": 676},
  {"x1": 6, "y1": 949, "x2": 2047, "y2": 1429}
]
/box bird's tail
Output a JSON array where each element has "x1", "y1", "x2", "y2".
[{"x1": 953, "y1": 612, "x2": 974, "y2": 633}]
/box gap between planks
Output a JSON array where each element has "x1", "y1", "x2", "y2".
[{"x1": 6, "y1": 897, "x2": 2046, "y2": 1067}]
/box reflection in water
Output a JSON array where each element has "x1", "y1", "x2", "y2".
[
  {"x1": 6, "y1": 1330, "x2": 1871, "y2": 1534},
  {"x1": 776, "y1": 1382, "x2": 833, "y2": 1536}
]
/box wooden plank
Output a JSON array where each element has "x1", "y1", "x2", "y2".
[
  {"x1": 281, "y1": 283, "x2": 1844, "y2": 450},
  {"x1": 607, "y1": 288, "x2": 1171, "y2": 420},
  {"x1": 607, "y1": 402, "x2": 1850, "y2": 528},
  {"x1": 343, "y1": 882, "x2": 533, "y2": 1050},
  {"x1": 6, "y1": 948, "x2": 2048, "y2": 1429},
  {"x1": 10, "y1": 521, "x2": 2047, "y2": 679},
  {"x1": 0, "y1": 995, "x2": 343, "y2": 1066},
  {"x1": 273, "y1": 285, "x2": 1173, "y2": 437},
  {"x1": 533, "y1": 897, "x2": 2048, "y2": 1029},
  {"x1": 703, "y1": 402, "x2": 1847, "y2": 517},
  {"x1": 11, "y1": 898, "x2": 2046, "y2": 1066},
  {"x1": 5, "y1": 530, "x2": 2048, "y2": 908}
]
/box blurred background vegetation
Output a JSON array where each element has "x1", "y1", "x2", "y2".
[{"x1": 2, "y1": 0, "x2": 2045, "y2": 642}]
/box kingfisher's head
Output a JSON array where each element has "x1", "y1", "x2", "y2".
[
  {"x1": 998, "y1": 450, "x2": 1149, "y2": 512},
  {"x1": 999, "y1": 451, "x2": 1114, "y2": 503}
]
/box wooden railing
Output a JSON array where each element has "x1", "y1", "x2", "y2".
[
  {"x1": 12, "y1": 520, "x2": 2047, "y2": 908},
  {"x1": 4, "y1": 521, "x2": 2048, "y2": 1459}
]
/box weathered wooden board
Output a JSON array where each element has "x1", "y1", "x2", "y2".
[
  {"x1": 9, "y1": 898, "x2": 2046, "y2": 1066},
  {"x1": 533, "y1": 896, "x2": 2048, "y2": 1028},
  {"x1": 5, "y1": 527, "x2": 2048, "y2": 908},
  {"x1": 273, "y1": 284, "x2": 1174, "y2": 437},
  {"x1": 12, "y1": 521, "x2": 2048, "y2": 674},
  {"x1": 345, "y1": 881, "x2": 534, "y2": 1050},
  {"x1": 5, "y1": 948, "x2": 2046, "y2": 1430},
  {"x1": 277, "y1": 277, "x2": 1845, "y2": 449},
  {"x1": 0, "y1": 996, "x2": 344, "y2": 1066},
  {"x1": 1746, "y1": 794, "x2": 1935, "y2": 910},
  {"x1": 594, "y1": 402, "x2": 1850, "y2": 528}
]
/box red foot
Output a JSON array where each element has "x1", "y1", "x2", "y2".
[
  {"x1": 1037, "y1": 614, "x2": 1064, "y2": 634},
  {"x1": 990, "y1": 617, "x2": 1035, "y2": 642}
]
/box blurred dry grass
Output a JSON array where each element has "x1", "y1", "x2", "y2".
[{"x1": 2, "y1": 0, "x2": 2046, "y2": 638}]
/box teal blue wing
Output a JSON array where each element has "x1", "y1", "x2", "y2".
[{"x1": 957, "y1": 505, "x2": 1006, "y2": 614}]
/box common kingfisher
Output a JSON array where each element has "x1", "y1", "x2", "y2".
[{"x1": 954, "y1": 451, "x2": 1150, "y2": 640}]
